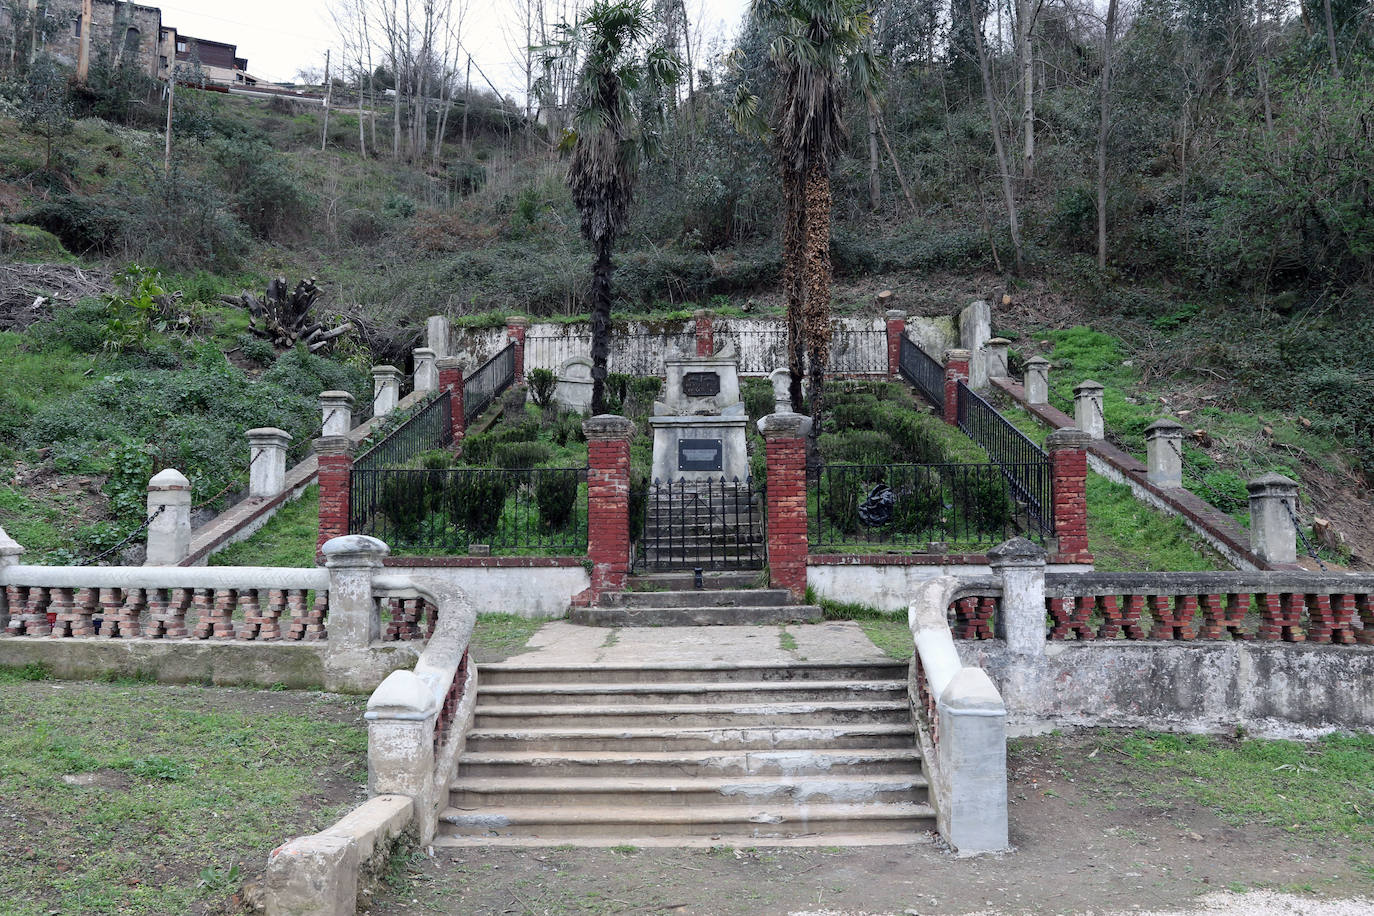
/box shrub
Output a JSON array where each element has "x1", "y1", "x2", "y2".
[
  {"x1": 380, "y1": 474, "x2": 432, "y2": 543},
  {"x1": 819, "y1": 429, "x2": 898, "y2": 465},
  {"x1": 822, "y1": 474, "x2": 866, "y2": 535},
  {"x1": 742, "y1": 378, "x2": 774, "y2": 423},
  {"x1": 18, "y1": 195, "x2": 123, "y2": 256},
  {"x1": 527, "y1": 368, "x2": 556, "y2": 407},
  {"x1": 446, "y1": 472, "x2": 509, "y2": 540},
  {"x1": 494, "y1": 441, "x2": 552, "y2": 469},
  {"x1": 890, "y1": 483, "x2": 944, "y2": 535},
  {"x1": 958, "y1": 473, "x2": 1014, "y2": 536},
  {"x1": 418, "y1": 449, "x2": 453, "y2": 470},
  {"x1": 627, "y1": 376, "x2": 663, "y2": 415},
  {"x1": 241, "y1": 336, "x2": 277, "y2": 366},
  {"x1": 535, "y1": 474, "x2": 577, "y2": 530}
]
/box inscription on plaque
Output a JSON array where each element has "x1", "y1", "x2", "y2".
[
  {"x1": 682, "y1": 371, "x2": 721, "y2": 398},
  {"x1": 678, "y1": 438, "x2": 723, "y2": 471}
]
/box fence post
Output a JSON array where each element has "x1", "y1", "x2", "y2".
[
  {"x1": 506, "y1": 316, "x2": 529, "y2": 381},
  {"x1": 413, "y1": 348, "x2": 438, "y2": 393},
  {"x1": 1145, "y1": 419, "x2": 1184, "y2": 488},
  {"x1": 760, "y1": 412, "x2": 810, "y2": 599},
  {"x1": 942, "y1": 349, "x2": 970, "y2": 425},
  {"x1": 371, "y1": 365, "x2": 402, "y2": 417},
  {"x1": 985, "y1": 337, "x2": 1010, "y2": 380},
  {"x1": 145, "y1": 469, "x2": 192, "y2": 566},
  {"x1": 1024, "y1": 356, "x2": 1049, "y2": 406},
  {"x1": 988, "y1": 537, "x2": 1047, "y2": 657},
  {"x1": 1046, "y1": 428, "x2": 1092, "y2": 564},
  {"x1": 321, "y1": 534, "x2": 387, "y2": 653},
  {"x1": 437, "y1": 356, "x2": 466, "y2": 447},
  {"x1": 426, "y1": 315, "x2": 451, "y2": 357},
  {"x1": 247, "y1": 428, "x2": 291, "y2": 499},
  {"x1": 885, "y1": 310, "x2": 905, "y2": 379},
  {"x1": 315, "y1": 436, "x2": 355, "y2": 554},
  {"x1": 0, "y1": 527, "x2": 21, "y2": 630},
  {"x1": 1248, "y1": 473, "x2": 1299, "y2": 565},
  {"x1": 582, "y1": 415, "x2": 634, "y2": 602},
  {"x1": 319, "y1": 390, "x2": 355, "y2": 437},
  {"x1": 1073, "y1": 379, "x2": 1105, "y2": 439}
]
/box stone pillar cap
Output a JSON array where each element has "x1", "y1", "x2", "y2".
[
  {"x1": 1247, "y1": 472, "x2": 1298, "y2": 494},
  {"x1": 435, "y1": 355, "x2": 466, "y2": 371},
  {"x1": 582, "y1": 414, "x2": 635, "y2": 440},
  {"x1": 319, "y1": 390, "x2": 356, "y2": 406},
  {"x1": 1024, "y1": 356, "x2": 1050, "y2": 367},
  {"x1": 505, "y1": 316, "x2": 530, "y2": 328},
  {"x1": 1073, "y1": 379, "x2": 1105, "y2": 393},
  {"x1": 313, "y1": 435, "x2": 355, "y2": 457},
  {"x1": 884, "y1": 309, "x2": 905, "y2": 320},
  {"x1": 987, "y1": 337, "x2": 1011, "y2": 346},
  {"x1": 0, "y1": 525, "x2": 26, "y2": 558},
  {"x1": 758, "y1": 411, "x2": 811, "y2": 439},
  {"x1": 320, "y1": 534, "x2": 390, "y2": 567},
  {"x1": 148, "y1": 468, "x2": 191, "y2": 490},
  {"x1": 1046, "y1": 427, "x2": 1092, "y2": 450},
  {"x1": 371, "y1": 364, "x2": 402, "y2": 378},
  {"x1": 987, "y1": 536, "x2": 1048, "y2": 566},
  {"x1": 1145, "y1": 418, "x2": 1184, "y2": 434},
  {"x1": 247, "y1": 427, "x2": 292, "y2": 442},
  {"x1": 367, "y1": 669, "x2": 431, "y2": 716},
  {"x1": 944, "y1": 348, "x2": 972, "y2": 362},
  {"x1": 412, "y1": 347, "x2": 437, "y2": 358}
]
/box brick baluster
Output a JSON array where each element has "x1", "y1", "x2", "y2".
[
  {"x1": 315, "y1": 436, "x2": 354, "y2": 554},
  {"x1": 694, "y1": 308, "x2": 714, "y2": 357},
  {"x1": 1328, "y1": 594, "x2": 1357, "y2": 645},
  {"x1": 760, "y1": 413, "x2": 810, "y2": 600},
  {"x1": 1355, "y1": 594, "x2": 1374, "y2": 645},
  {"x1": 506, "y1": 316, "x2": 529, "y2": 381},
  {"x1": 578, "y1": 415, "x2": 635, "y2": 605},
  {"x1": 437, "y1": 356, "x2": 466, "y2": 448},
  {"x1": 885, "y1": 310, "x2": 905, "y2": 379},
  {"x1": 942, "y1": 348, "x2": 971, "y2": 425},
  {"x1": 1046, "y1": 428, "x2": 1093, "y2": 565}
]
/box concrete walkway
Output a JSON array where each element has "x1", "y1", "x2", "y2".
[{"x1": 499, "y1": 621, "x2": 895, "y2": 667}]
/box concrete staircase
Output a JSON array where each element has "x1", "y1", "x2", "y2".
[
  {"x1": 437, "y1": 660, "x2": 933, "y2": 847},
  {"x1": 569, "y1": 575, "x2": 823, "y2": 626},
  {"x1": 639, "y1": 482, "x2": 764, "y2": 571}
]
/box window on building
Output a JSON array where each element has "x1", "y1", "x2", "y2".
[
  {"x1": 74, "y1": 18, "x2": 81, "y2": 37},
  {"x1": 160, "y1": 55, "x2": 167, "y2": 69},
  {"x1": 176, "y1": 40, "x2": 187, "y2": 52}
]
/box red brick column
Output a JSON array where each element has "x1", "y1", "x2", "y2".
[
  {"x1": 694, "y1": 308, "x2": 714, "y2": 357},
  {"x1": 577, "y1": 415, "x2": 634, "y2": 605},
  {"x1": 760, "y1": 413, "x2": 810, "y2": 599},
  {"x1": 942, "y1": 348, "x2": 971, "y2": 425},
  {"x1": 1047, "y1": 427, "x2": 1092, "y2": 565},
  {"x1": 437, "y1": 356, "x2": 466, "y2": 448},
  {"x1": 885, "y1": 309, "x2": 905, "y2": 379},
  {"x1": 506, "y1": 316, "x2": 529, "y2": 381},
  {"x1": 315, "y1": 436, "x2": 354, "y2": 555}
]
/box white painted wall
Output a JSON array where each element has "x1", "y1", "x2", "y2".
[{"x1": 384, "y1": 565, "x2": 587, "y2": 619}]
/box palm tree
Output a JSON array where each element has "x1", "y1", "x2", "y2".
[
  {"x1": 556, "y1": 0, "x2": 681, "y2": 414},
  {"x1": 735, "y1": 0, "x2": 874, "y2": 434}
]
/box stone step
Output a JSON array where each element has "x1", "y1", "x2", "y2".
[
  {"x1": 625, "y1": 571, "x2": 764, "y2": 590},
  {"x1": 465, "y1": 723, "x2": 917, "y2": 752},
  {"x1": 475, "y1": 679, "x2": 906, "y2": 707},
  {"x1": 569, "y1": 605, "x2": 822, "y2": 627},
  {"x1": 457, "y1": 748, "x2": 922, "y2": 778},
  {"x1": 599, "y1": 589, "x2": 793, "y2": 608},
  {"x1": 434, "y1": 831, "x2": 934, "y2": 849},
  {"x1": 478, "y1": 662, "x2": 909, "y2": 686},
  {"x1": 473, "y1": 700, "x2": 910, "y2": 729},
  {"x1": 448, "y1": 774, "x2": 928, "y2": 809},
  {"x1": 437, "y1": 801, "x2": 936, "y2": 840}
]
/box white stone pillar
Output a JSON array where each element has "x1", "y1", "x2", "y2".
[
  {"x1": 145, "y1": 469, "x2": 192, "y2": 566},
  {"x1": 247, "y1": 427, "x2": 292, "y2": 499},
  {"x1": 426, "y1": 315, "x2": 451, "y2": 358},
  {"x1": 936, "y1": 669, "x2": 1009, "y2": 854},
  {"x1": 318, "y1": 390, "x2": 355, "y2": 437},
  {"x1": 1024, "y1": 357, "x2": 1049, "y2": 406},
  {"x1": 321, "y1": 534, "x2": 389, "y2": 651},
  {"x1": 1249, "y1": 473, "x2": 1299, "y2": 565},
  {"x1": 1073, "y1": 379, "x2": 1105, "y2": 439},
  {"x1": 0, "y1": 527, "x2": 23, "y2": 630},
  {"x1": 413, "y1": 347, "x2": 438, "y2": 393},
  {"x1": 371, "y1": 365, "x2": 402, "y2": 417},
  {"x1": 959, "y1": 299, "x2": 992, "y2": 390},
  {"x1": 985, "y1": 337, "x2": 1011, "y2": 380},
  {"x1": 1145, "y1": 419, "x2": 1184, "y2": 488},
  {"x1": 769, "y1": 367, "x2": 793, "y2": 414},
  {"x1": 987, "y1": 537, "x2": 1047, "y2": 657}
]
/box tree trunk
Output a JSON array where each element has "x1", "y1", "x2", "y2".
[
  {"x1": 1017, "y1": 0, "x2": 1036, "y2": 181},
  {"x1": 321, "y1": 49, "x2": 332, "y2": 151},
  {"x1": 781, "y1": 166, "x2": 806, "y2": 413},
  {"x1": 867, "y1": 94, "x2": 881, "y2": 211},
  {"x1": 589, "y1": 236, "x2": 615, "y2": 415},
  {"x1": 1322, "y1": 0, "x2": 1341, "y2": 76},
  {"x1": 971, "y1": 0, "x2": 1024, "y2": 274},
  {"x1": 802, "y1": 158, "x2": 833, "y2": 447},
  {"x1": 1096, "y1": 0, "x2": 1118, "y2": 270}
]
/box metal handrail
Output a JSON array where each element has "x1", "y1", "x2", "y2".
[
  {"x1": 899, "y1": 335, "x2": 945, "y2": 411},
  {"x1": 956, "y1": 381, "x2": 1054, "y2": 537}
]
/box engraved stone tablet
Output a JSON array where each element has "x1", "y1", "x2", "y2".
[
  {"x1": 678, "y1": 438, "x2": 723, "y2": 471},
  {"x1": 682, "y1": 371, "x2": 721, "y2": 398}
]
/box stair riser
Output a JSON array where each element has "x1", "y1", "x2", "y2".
[
  {"x1": 467, "y1": 731, "x2": 916, "y2": 753},
  {"x1": 474, "y1": 710, "x2": 910, "y2": 729},
  {"x1": 626, "y1": 573, "x2": 763, "y2": 589},
  {"x1": 479, "y1": 665, "x2": 910, "y2": 685},
  {"x1": 475, "y1": 686, "x2": 907, "y2": 707},
  {"x1": 439, "y1": 815, "x2": 936, "y2": 839},
  {"x1": 449, "y1": 785, "x2": 928, "y2": 808},
  {"x1": 599, "y1": 590, "x2": 791, "y2": 608},
  {"x1": 458, "y1": 757, "x2": 921, "y2": 779},
  {"x1": 569, "y1": 607, "x2": 820, "y2": 627}
]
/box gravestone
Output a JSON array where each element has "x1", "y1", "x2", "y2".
[
  {"x1": 649, "y1": 346, "x2": 749, "y2": 483},
  {"x1": 553, "y1": 355, "x2": 594, "y2": 414}
]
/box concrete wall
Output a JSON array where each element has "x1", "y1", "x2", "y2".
[
  {"x1": 42, "y1": 0, "x2": 164, "y2": 78},
  {"x1": 963, "y1": 640, "x2": 1374, "y2": 739},
  {"x1": 809, "y1": 560, "x2": 1089, "y2": 612},
  {"x1": 0, "y1": 637, "x2": 334, "y2": 689},
  {"x1": 382, "y1": 562, "x2": 587, "y2": 619}
]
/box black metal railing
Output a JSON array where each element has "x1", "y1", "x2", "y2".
[
  {"x1": 349, "y1": 466, "x2": 587, "y2": 554},
  {"x1": 354, "y1": 391, "x2": 452, "y2": 471},
  {"x1": 808, "y1": 462, "x2": 1042, "y2": 551},
  {"x1": 634, "y1": 476, "x2": 766, "y2": 571},
  {"x1": 956, "y1": 382, "x2": 1055, "y2": 537},
  {"x1": 899, "y1": 335, "x2": 945, "y2": 411},
  {"x1": 464, "y1": 342, "x2": 516, "y2": 424}
]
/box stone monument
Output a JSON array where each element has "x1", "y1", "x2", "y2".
[
  {"x1": 649, "y1": 344, "x2": 750, "y2": 483},
  {"x1": 553, "y1": 355, "x2": 595, "y2": 414}
]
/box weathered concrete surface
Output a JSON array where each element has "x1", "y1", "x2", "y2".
[
  {"x1": 810, "y1": 561, "x2": 994, "y2": 611},
  {"x1": 378, "y1": 563, "x2": 588, "y2": 619},
  {"x1": 963, "y1": 640, "x2": 1374, "y2": 738},
  {"x1": 264, "y1": 833, "x2": 357, "y2": 916}
]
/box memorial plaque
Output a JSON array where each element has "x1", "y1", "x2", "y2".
[
  {"x1": 678, "y1": 438, "x2": 723, "y2": 471},
  {"x1": 682, "y1": 371, "x2": 721, "y2": 398}
]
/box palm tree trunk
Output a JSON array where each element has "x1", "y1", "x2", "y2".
[
  {"x1": 803, "y1": 158, "x2": 832, "y2": 447},
  {"x1": 589, "y1": 235, "x2": 615, "y2": 415},
  {"x1": 782, "y1": 166, "x2": 806, "y2": 413}
]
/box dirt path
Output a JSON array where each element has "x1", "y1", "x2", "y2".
[{"x1": 363, "y1": 733, "x2": 1372, "y2": 916}]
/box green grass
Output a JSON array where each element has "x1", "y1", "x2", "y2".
[
  {"x1": 857, "y1": 618, "x2": 912, "y2": 660},
  {"x1": 0, "y1": 680, "x2": 367, "y2": 916},
  {"x1": 470, "y1": 613, "x2": 546, "y2": 662},
  {"x1": 1086, "y1": 476, "x2": 1225, "y2": 572},
  {"x1": 209, "y1": 487, "x2": 320, "y2": 567}
]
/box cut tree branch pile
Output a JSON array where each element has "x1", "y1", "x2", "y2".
[
  {"x1": 0, "y1": 263, "x2": 110, "y2": 331},
  {"x1": 221, "y1": 277, "x2": 353, "y2": 352}
]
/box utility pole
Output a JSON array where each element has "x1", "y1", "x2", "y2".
[
  {"x1": 76, "y1": 0, "x2": 93, "y2": 83},
  {"x1": 164, "y1": 66, "x2": 175, "y2": 174},
  {"x1": 321, "y1": 49, "x2": 332, "y2": 151}
]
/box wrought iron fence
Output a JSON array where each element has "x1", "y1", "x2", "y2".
[
  {"x1": 522, "y1": 329, "x2": 697, "y2": 377},
  {"x1": 634, "y1": 476, "x2": 766, "y2": 571},
  {"x1": 464, "y1": 342, "x2": 516, "y2": 424},
  {"x1": 714, "y1": 322, "x2": 887, "y2": 376},
  {"x1": 956, "y1": 382, "x2": 1055, "y2": 538},
  {"x1": 349, "y1": 466, "x2": 587, "y2": 554},
  {"x1": 808, "y1": 462, "x2": 1043, "y2": 551},
  {"x1": 899, "y1": 335, "x2": 945, "y2": 411},
  {"x1": 354, "y1": 391, "x2": 452, "y2": 471}
]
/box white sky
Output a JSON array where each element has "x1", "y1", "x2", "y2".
[{"x1": 157, "y1": 0, "x2": 749, "y2": 94}]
